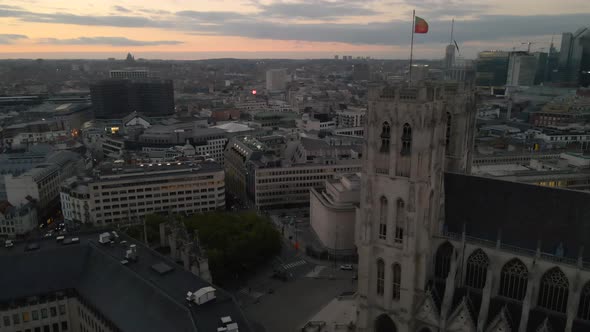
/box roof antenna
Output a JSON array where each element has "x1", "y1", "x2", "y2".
[{"x1": 450, "y1": 18, "x2": 454, "y2": 45}]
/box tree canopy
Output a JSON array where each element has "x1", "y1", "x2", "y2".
[{"x1": 183, "y1": 211, "x2": 281, "y2": 283}]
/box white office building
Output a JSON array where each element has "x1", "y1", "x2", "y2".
[{"x1": 60, "y1": 161, "x2": 225, "y2": 225}]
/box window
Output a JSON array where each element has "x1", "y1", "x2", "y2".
[
  {"x1": 435, "y1": 242, "x2": 453, "y2": 279},
  {"x1": 380, "y1": 122, "x2": 391, "y2": 153},
  {"x1": 377, "y1": 259, "x2": 385, "y2": 296},
  {"x1": 538, "y1": 267, "x2": 569, "y2": 313},
  {"x1": 59, "y1": 305, "x2": 66, "y2": 315},
  {"x1": 445, "y1": 112, "x2": 452, "y2": 147},
  {"x1": 61, "y1": 321, "x2": 68, "y2": 331},
  {"x1": 13, "y1": 313, "x2": 19, "y2": 324},
  {"x1": 3, "y1": 316, "x2": 10, "y2": 326},
  {"x1": 50, "y1": 307, "x2": 57, "y2": 317},
  {"x1": 41, "y1": 309, "x2": 48, "y2": 319},
  {"x1": 578, "y1": 281, "x2": 590, "y2": 320},
  {"x1": 394, "y1": 199, "x2": 404, "y2": 243},
  {"x1": 52, "y1": 323, "x2": 59, "y2": 332},
  {"x1": 392, "y1": 263, "x2": 401, "y2": 300},
  {"x1": 22, "y1": 312, "x2": 30, "y2": 322},
  {"x1": 401, "y1": 123, "x2": 412, "y2": 155},
  {"x1": 499, "y1": 259, "x2": 528, "y2": 301},
  {"x1": 465, "y1": 249, "x2": 489, "y2": 289},
  {"x1": 379, "y1": 196, "x2": 387, "y2": 240}
]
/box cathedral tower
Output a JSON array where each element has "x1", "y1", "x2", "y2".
[{"x1": 355, "y1": 82, "x2": 475, "y2": 332}]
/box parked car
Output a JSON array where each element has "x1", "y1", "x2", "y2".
[{"x1": 340, "y1": 264, "x2": 354, "y2": 271}]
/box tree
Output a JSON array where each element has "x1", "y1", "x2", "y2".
[{"x1": 183, "y1": 211, "x2": 281, "y2": 283}]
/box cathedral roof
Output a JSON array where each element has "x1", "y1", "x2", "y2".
[
  {"x1": 444, "y1": 173, "x2": 590, "y2": 260},
  {"x1": 486, "y1": 298, "x2": 522, "y2": 331},
  {"x1": 526, "y1": 309, "x2": 566, "y2": 332}
]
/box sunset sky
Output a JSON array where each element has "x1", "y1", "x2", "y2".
[{"x1": 1, "y1": 0, "x2": 589, "y2": 59}]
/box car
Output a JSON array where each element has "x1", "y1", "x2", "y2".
[
  {"x1": 4, "y1": 240, "x2": 14, "y2": 248},
  {"x1": 340, "y1": 264, "x2": 354, "y2": 271}
]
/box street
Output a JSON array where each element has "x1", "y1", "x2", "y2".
[{"x1": 233, "y1": 208, "x2": 357, "y2": 332}]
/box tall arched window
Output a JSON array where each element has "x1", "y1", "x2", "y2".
[
  {"x1": 445, "y1": 112, "x2": 452, "y2": 147},
  {"x1": 401, "y1": 123, "x2": 412, "y2": 155},
  {"x1": 538, "y1": 267, "x2": 569, "y2": 313},
  {"x1": 379, "y1": 196, "x2": 388, "y2": 240},
  {"x1": 499, "y1": 259, "x2": 528, "y2": 301},
  {"x1": 380, "y1": 122, "x2": 391, "y2": 153},
  {"x1": 465, "y1": 249, "x2": 489, "y2": 289},
  {"x1": 377, "y1": 259, "x2": 385, "y2": 296},
  {"x1": 394, "y1": 199, "x2": 404, "y2": 244},
  {"x1": 578, "y1": 281, "x2": 590, "y2": 320},
  {"x1": 392, "y1": 263, "x2": 401, "y2": 300},
  {"x1": 435, "y1": 242, "x2": 453, "y2": 280}
]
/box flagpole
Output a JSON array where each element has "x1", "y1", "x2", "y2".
[{"x1": 409, "y1": 10, "x2": 415, "y2": 83}]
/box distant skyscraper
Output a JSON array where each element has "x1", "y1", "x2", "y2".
[
  {"x1": 352, "y1": 63, "x2": 370, "y2": 81},
  {"x1": 533, "y1": 52, "x2": 549, "y2": 85},
  {"x1": 444, "y1": 44, "x2": 456, "y2": 69},
  {"x1": 265, "y1": 69, "x2": 287, "y2": 92},
  {"x1": 475, "y1": 51, "x2": 510, "y2": 86},
  {"x1": 506, "y1": 51, "x2": 538, "y2": 86},
  {"x1": 558, "y1": 26, "x2": 590, "y2": 87},
  {"x1": 90, "y1": 79, "x2": 174, "y2": 119},
  {"x1": 334, "y1": 55, "x2": 340, "y2": 60}
]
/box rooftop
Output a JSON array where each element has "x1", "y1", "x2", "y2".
[{"x1": 0, "y1": 230, "x2": 250, "y2": 332}]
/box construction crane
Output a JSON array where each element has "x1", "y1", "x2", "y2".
[{"x1": 521, "y1": 42, "x2": 535, "y2": 53}]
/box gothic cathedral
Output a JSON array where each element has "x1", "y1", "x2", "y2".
[{"x1": 355, "y1": 82, "x2": 476, "y2": 332}]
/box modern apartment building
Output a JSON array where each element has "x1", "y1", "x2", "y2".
[
  {"x1": 252, "y1": 162, "x2": 362, "y2": 209},
  {"x1": 60, "y1": 161, "x2": 225, "y2": 225}
]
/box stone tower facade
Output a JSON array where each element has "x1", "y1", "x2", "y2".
[{"x1": 355, "y1": 82, "x2": 475, "y2": 332}]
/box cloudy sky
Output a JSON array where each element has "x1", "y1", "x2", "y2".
[{"x1": 1, "y1": 0, "x2": 589, "y2": 59}]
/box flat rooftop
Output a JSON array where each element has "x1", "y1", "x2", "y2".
[{"x1": 0, "y1": 230, "x2": 250, "y2": 332}]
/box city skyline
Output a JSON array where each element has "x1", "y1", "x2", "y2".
[{"x1": 1, "y1": 0, "x2": 589, "y2": 60}]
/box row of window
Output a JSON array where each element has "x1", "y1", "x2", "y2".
[
  {"x1": 99, "y1": 206, "x2": 220, "y2": 223},
  {"x1": 434, "y1": 243, "x2": 590, "y2": 319},
  {"x1": 1, "y1": 321, "x2": 68, "y2": 332},
  {"x1": 95, "y1": 176, "x2": 217, "y2": 190},
  {"x1": 257, "y1": 167, "x2": 360, "y2": 177},
  {"x1": 2, "y1": 305, "x2": 65, "y2": 327}
]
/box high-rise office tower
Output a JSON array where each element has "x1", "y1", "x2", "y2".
[
  {"x1": 533, "y1": 51, "x2": 549, "y2": 85},
  {"x1": 265, "y1": 69, "x2": 287, "y2": 92},
  {"x1": 506, "y1": 51, "x2": 538, "y2": 86},
  {"x1": 558, "y1": 27, "x2": 590, "y2": 87},
  {"x1": 90, "y1": 79, "x2": 174, "y2": 119},
  {"x1": 475, "y1": 51, "x2": 510, "y2": 86},
  {"x1": 444, "y1": 44, "x2": 456, "y2": 69}
]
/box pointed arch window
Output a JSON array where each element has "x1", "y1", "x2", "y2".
[
  {"x1": 445, "y1": 112, "x2": 452, "y2": 148},
  {"x1": 578, "y1": 281, "x2": 590, "y2": 320},
  {"x1": 435, "y1": 242, "x2": 453, "y2": 280},
  {"x1": 380, "y1": 122, "x2": 391, "y2": 153},
  {"x1": 392, "y1": 263, "x2": 401, "y2": 300},
  {"x1": 401, "y1": 123, "x2": 412, "y2": 155},
  {"x1": 394, "y1": 199, "x2": 404, "y2": 244},
  {"x1": 378, "y1": 196, "x2": 387, "y2": 240},
  {"x1": 499, "y1": 259, "x2": 528, "y2": 301},
  {"x1": 377, "y1": 259, "x2": 385, "y2": 296},
  {"x1": 538, "y1": 267, "x2": 569, "y2": 313},
  {"x1": 465, "y1": 249, "x2": 489, "y2": 289}
]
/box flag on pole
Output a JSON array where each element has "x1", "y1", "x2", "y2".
[{"x1": 414, "y1": 16, "x2": 429, "y2": 34}]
